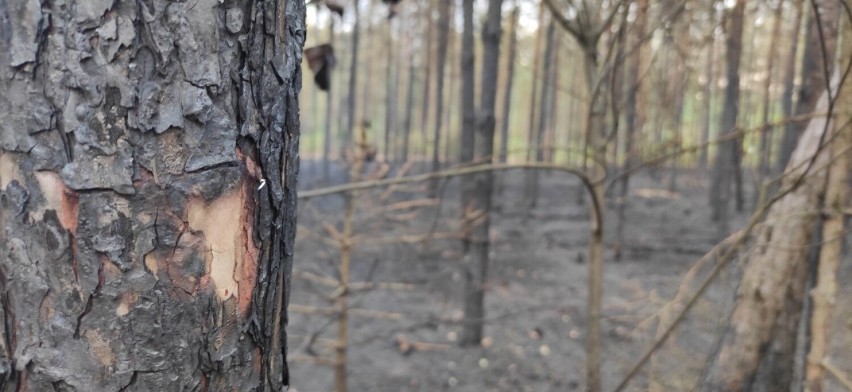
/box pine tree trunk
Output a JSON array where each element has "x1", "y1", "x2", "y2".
[
  {"x1": 525, "y1": 19, "x2": 555, "y2": 209},
  {"x1": 498, "y1": 7, "x2": 519, "y2": 167},
  {"x1": 346, "y1": 0, "x2": 361, "y2": 148},
  {"x1": 777, "y1": 0, "x2": 805, "y2": 172},
  {"x1": 700, "y1": 77, "x2": 836, "y2": 392},
  {"x1": 460, "y1": 0, "x2": 504, "y2": 347},
  {"x1": 0, "y1": 1, "x2": 304, "y2": 390},
  {"x1": 429, "y1": 0, "x2": 451, "y2": 193},
  {"x1": 709, "y1": 0, "x2": 744, "y2": 236},
  {"x1": 324, "y1": 18, "x2": 337, "y2": 183}
]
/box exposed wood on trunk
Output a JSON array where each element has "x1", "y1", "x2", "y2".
[{"x1": 0, "y1": 0, "x2": 304, "y2": 390}]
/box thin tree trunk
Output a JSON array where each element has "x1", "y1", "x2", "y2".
[
  {"x1": 525, "y1": 20, "x2": 555, "y2": 209},
  {"x1": 700, "y1": 78, "x2": 836, "y2": 392},
  {"x1": 777, "y1": 0, "x2": 805, "y2": 173},
  {"x1": 615, "y1": 0, "x2": 647, "y2": 260},
  {"x1": 384, "y1": 22, "x2": 397, "y2": 162},
  {"x1": 498, "y1": 6, "x2": 520, "y2": 167},
  {"x1": 420, "y1": 0, "x2": 435, "y2": 155},
  {"x1": 0, "y1": 1, "x2": 304, "y2": 390},
  {"x1": 778, "y1": 0, "x2": 839, "y2": 171},
  {"x1": 324, "y1": 18, "x2": 337, "y2": 183},
  {"x1": 401, "y1": 62, "x2": 416, "y2": 163},
  {"x1": 700, "y1": 20, "x2": 716, "y2": 168},
  {"x1": 346, "y1": 0, "x2": 361, "y2": 148},
  {"x1": 458, "y1": 0, "x2": 477, "y2": 252},
  {"x1": 524, "y1": 4, "x2": 545, "y2": 209},
  {"x1": 460, "y1": 0, "x2": 504, "y2": 347},
  {"x1": 757, "y1": 1, "x2": 784, "y2": 183},
  {"x1": 430, "y1": 0, "x2": 451, "y2": 193},
  {"x1": 709, "y1": 0, "x2": 745, "y2": 236}
]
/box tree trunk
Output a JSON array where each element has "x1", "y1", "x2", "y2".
[
  {"x1": 778, "y1": 0, "x2": 839, "y2": 172},
  {"x1": 420, "y1": 0, "x2": 435, "y2": 156},
  {"x1": 401, "y1": 61, "x2": 416, "y2": 163},
  {"x1": 614, "y1": 0, "x2": 647, "y2": 260},
  {"x1": 709, "y1": 0, "x2": 745, "y2": 236},
  {"x1": 804, "y1": 23, "x2": 851, "y2": 391},
  {"x1": 525, "y1": 19, "x2": 555, "y2": 209},
  {"x1": 757, "y1": 1, "x2": 784, "y2": 183},
  {"x1": 384, "y1": 22, "x2": 398, "y2": 163},
  {"x1": 524, "y1": 4, "x2": 545, "y2": 209},
  {"x1": 777, "y1": 0, "x2": 805, "y2": 173},
  {"x1": 699, "y1": 13, "x2": 716, "y2": 169},
  {"x1": 324, "y1": 18, "x2": 337, "y2": 183},
  {"x1": 700, "y1": 79, "x2": 836, "y2": 392},
  {"x1": 498, "y1": 6, "x2": 519, "y2": 168},
  {"x1": 459, "y1": 0, "x2": 476, "y2": 172},
  {"x1": 346, "y1": 0, "x2": 361, "y2": 148},
  {"x1": 429, "y1": 0, "x2": 451, "y2": 193},
  {"x1": 0, "y1": 1, "x2": 304, "y2": 390},
  {"x1": 460, "y1": 0, "x2": 504, "y2": 347}
]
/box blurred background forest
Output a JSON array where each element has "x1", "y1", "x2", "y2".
[{"x1": 290, "y1": 0, "x2": 851, "y2": 391}]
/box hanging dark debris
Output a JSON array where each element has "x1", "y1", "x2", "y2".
[
  {"x1": 325, "y1": 0, "x2": 345, "y2": 16},
  {"x1": 305, "y1": 44, "x2": 336, "y2": 91}
]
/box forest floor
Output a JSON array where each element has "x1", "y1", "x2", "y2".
[{"x1": 288, "y1": 160, "x2": 852, "y2": 392}]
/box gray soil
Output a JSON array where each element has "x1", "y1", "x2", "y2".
[{"x1": 288, "y1": 160, "x2": 852, "y2": 391}]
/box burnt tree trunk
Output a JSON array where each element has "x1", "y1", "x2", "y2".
[
  {"x1": 459, "y1": 0, "x2": 504, "y2": 347},
  {"x1": 0, "y1": 0, "x2": 304, "y2": 390},
  {"x1": 524, "y1": 19, "x2": 555, "y2": 210},
  {"x1": 709, "y1": 0, "x2": 744, "y2": 236}
]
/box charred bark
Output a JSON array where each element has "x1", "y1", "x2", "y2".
[{"x1": 0, "y1": 0, "x2": 304, "y2": 390}]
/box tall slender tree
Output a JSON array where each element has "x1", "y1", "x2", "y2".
[
  {"x1": 709, "y1": 0, "x2": 745, "y2": 235},
  {"x1": 460, "y1": 0, "x2": 505, "y2": 347}
]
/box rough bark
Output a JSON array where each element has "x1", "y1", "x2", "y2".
[
  {"x1": 0, "y1": 0, "x2": 304, "y2": 390},
  {"x1": 709, "y1": 0, "x2": 745, "y2": 235},
  {"x1": 460, "y1": 0, "x2": 503, "y2": 347},
  {"x1": 777, "y1": 0, "x2": 805, "y2": 173},
  {"x1": 700, "y1": 81, "x2": 836, "y2": 392}
]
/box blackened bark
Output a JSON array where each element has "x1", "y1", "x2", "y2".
[
  {"x1": 0, "y1": 0, "x2": 304, "y2": 390},
  {"x1": 460, "y1": 0, "x2": 503, "y2": 347},
  {"x1": 699, "y1": 18, "x2": 716, "y2": 169},
  {"x1": 459, "y1": 0, "x2": 476, "y2": 170},
  {"x1": 709, "y1": 0, "x2": 744, "y2": 235}
]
